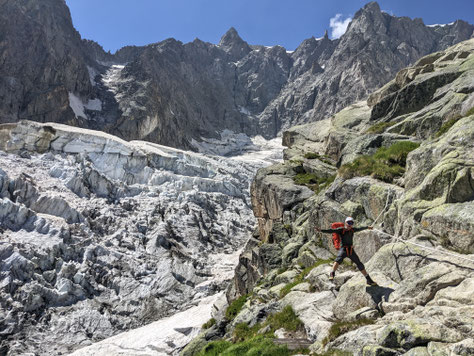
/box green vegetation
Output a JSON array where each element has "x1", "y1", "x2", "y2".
[
  {"x1": 289, "y1": 159, "x2": 304, "y2": 166},
  {"x1": 280, "y1": 259, "x2": 333, "y2": 298},
  {"x1": 435, "y1": 115, "x2": 463, "y2": 137},
  {"x1": 225, "y1": 294, "x2": 248, "y2": 321},
  {"x1": 313, "y1": 350, "x2": 353, "y2": 356},
  {"x1": 233, "y1": 323, "x2": 264, "y2": 342},
  {"x1": 338, "y1": 141, "x2": 420, "y2": 183},
  {"x1": 435, "y1": 107, "x2": 474, "y2": 138},
  {"x1": 267, "y1": 305, "x2": 305, "y2": 332},
  {"x1": 322, "y1": 319, "x2": 376, "y2": 346},
  {"x1": 233, "y1": 305, "x2": 304, "y2": 341},
  {"x1": 197, "y1": 336, "x2": 292, "y2": 356},
  {"x1": 303, "y1": 152, "x2": 334, "y2": 165},
  {"x1": 197, "y1": 340, "x2": 233, "y2": 356},
  {"x1": 199, "y1": 306, "x2": 307, "y2": 356},
  {"x1": 293, "y1": 173, "x2": 336, "y2": 194},
  {"x1": 293, "y1": 172, "x2": 319, "y2": 185},
  {"x1": 202, "y1": 318, "x2": 216, "y2": 329},
  {"x1": 366, "y1": 121, "x2": 395, "y2": 134},
  {"x1": 465, "y1": 106, "x2": 474, "y2": 117}
]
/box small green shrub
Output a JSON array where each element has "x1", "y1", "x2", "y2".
[
  {"x1": 366, "y1": 121, "x2": 395, "y2": 134},
  {"x1": 267, "y1": 305, "x2": 305, "y2": 332},
  {"x1": 198, "y1": 340, "x2": 233, "y2": 356},
  {"x1": 199, "y1": 307, "x2": 309, "y2": 356},
  {"x1": 294, "y1": 172, "x2": 319, "y2": 185},
  {"x1": 225, "y1": 294, "x2": 248, "y2": 321},
  {"x1": 304, "y1": 152, "x2": 320, "y2": 159},
  {"x1": 322, "y1": 319, "x2": 375, "y2": 346},
  {"x1": 338, "y1": 141, "x2": 420, "y2": 183},
  {"x1": 314, "y1": 174, "x2": 336, "y2": 194},
  {"x1": 198, "y1": 335, "x2": 293, "y2": 356},
  {"x1": 293, "y1": 173, "x2": 336, "y2": 194},
  {"x1": 436, "y1": 115, "x2": 463, "y2": 137},
  {"x1": 202, "y1": 318, "x2": 216, "y2": 329},
  {"x1": 304, "y1": 152, "x2": 334, "y2": 165},
  {"x1": 233, "y1": 322, "x2": 262, "y2": 342},
  {"x1": 436, "y1": 108, "x2": 474, "y2": 138}
]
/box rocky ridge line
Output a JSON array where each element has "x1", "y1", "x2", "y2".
[{"x1": 1, "y1": 1, "x2": 473, "y2": 150}]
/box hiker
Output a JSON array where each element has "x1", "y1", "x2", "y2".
[{"x1": 315, "y1": 217, "x2": 377, "y2": 286}]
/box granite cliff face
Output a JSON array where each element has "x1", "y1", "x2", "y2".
[
  {"x1": 0, "y1": 1, "x2": 473, "y2": 150},
  {"x1": 185, "y1": 39, "x2": 474, "y2": 356},
  {"x1": 0, "y1": 0, "x2": 93, "y2": 124}
]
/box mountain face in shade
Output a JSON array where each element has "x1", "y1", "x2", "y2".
[
  {"x1": 0, "y1": 1, "x2": 473, "y2": 150},
  {"x1": 0, "y1": 0, "x2": 94, "y2": 124}
]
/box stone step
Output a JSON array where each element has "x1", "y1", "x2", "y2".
[{"x1": 273, "y1": 338, "x2": 313, "y2": 350}]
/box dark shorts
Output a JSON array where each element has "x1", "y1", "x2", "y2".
[{"x1": 335, "y1": 247, "x2": 365, "y2": 271}]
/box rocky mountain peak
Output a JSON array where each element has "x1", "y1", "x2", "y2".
[
  {"x1": 355, "y1": 1, "x2": 382, "y2": 17},
  {"x1": 349, "y1": 1, "x2": 386, "y2": 35},
  {"x1": 219, "y1": 27, "x2": 241, "y2": 45},
  {"x1": 218, "y1": 27, "x2": 252, "y2": 60}
]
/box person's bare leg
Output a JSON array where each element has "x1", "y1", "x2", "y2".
[
  {"x1": 360, "y1": 269, "x2": 368, "y2": 277},
  {"x1": 332, "y1": 262, "x2": 339, "y2": 272}
]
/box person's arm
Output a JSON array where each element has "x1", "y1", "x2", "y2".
[
  {"x1": 353, "y1": 226, "x2": 373, "y2": 232},
  {"x1": 317, "y1": 227, "x2": 344, "y2": 234}
]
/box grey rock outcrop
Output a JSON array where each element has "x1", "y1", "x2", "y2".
[{"x1": 201, "y1": 39, "x2": 474, "y2": 356}]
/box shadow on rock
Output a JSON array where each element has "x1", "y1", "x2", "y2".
[{"x1": 366, "y1": 285, "x2": 394, "y2": 305}]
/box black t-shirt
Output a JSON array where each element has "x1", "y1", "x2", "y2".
[{"x1": 320, "y1": 226, "x2": 368, "y2": 246}]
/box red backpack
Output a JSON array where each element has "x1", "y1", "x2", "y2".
[{"x1": 331, "y1": 222, "x2": 345, "y2": 249}]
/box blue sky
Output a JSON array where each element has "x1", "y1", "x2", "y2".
[{"x1": 65, "y1": 0, "x2": 474, "y2": 53}]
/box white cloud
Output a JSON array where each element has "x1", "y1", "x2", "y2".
[{"x1": 329, "y1": 14, "x2": 352, "y2": 39}]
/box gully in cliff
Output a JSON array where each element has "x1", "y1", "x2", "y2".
[{"x1": 316, "y1": 217, "x2": 377, "y2": 286}]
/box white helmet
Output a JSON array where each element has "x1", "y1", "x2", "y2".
[{"x1": 345, "y1": 216, "x2": 354, "y2": 224}]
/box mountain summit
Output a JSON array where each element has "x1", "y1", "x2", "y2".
[
  {"x1": 218, "y1": 27, "x2": 252, "y2": 60},
  {"x1": 0, "y1": 1, "x2": 473, "y2": 150}
]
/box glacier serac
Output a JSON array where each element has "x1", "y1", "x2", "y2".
[{"x1": 0, "y1": 121, "x2": 281, "y2": 355}]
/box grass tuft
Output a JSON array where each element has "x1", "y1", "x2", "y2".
[
  {"x1": 267, "y1": 305, "x2": 305, "y2": 332},
  {"x1": 338, "y1": 141, "x2": 420, "y2": 183},
  {"x1": 436, "y1": 107, "x2": 474, "y2": 138},
  {"x1": 225, "y1": 294, "x2": 248, "y2": 321},
  {"x1": 233, "y1": 323, "x2": 263, "y2": 342},
  {"x1": 366, "y1": 121, "x2": 395, "y2": 134},
  {"x1": 435, "y1": 115, "x2": 463, "y2": 137},
  {"x1": 303, "y1": 152, "x2": 334, "y2": 165},
  {"x1": 322, "y1": 319, "x2": 375, "y2": 346},
  {"x1": 293, "y1": 173, "x2": 336, "y2": 194},
  {"x1": 199, "y1": 306, "x2": 308, "y2": 356},
  {"x1": 202, "y1": 318, "x2": 216, "y2": 329}
]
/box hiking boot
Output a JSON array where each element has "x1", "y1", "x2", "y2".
[
  {"x1": 366, "y1": 275, "x2": 377, "y2": 286},
  {"x1": 329, "y1": 272, "x2": 335, "y2": 281}
]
